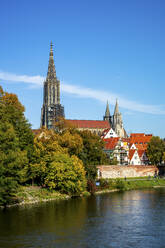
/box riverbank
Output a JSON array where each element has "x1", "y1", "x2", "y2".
[
  {"x1": 2, "y1": 178, "x2": 165, "y2": 208},
  {"x1": 96, "y1": 178, "x2": 165, "y2": 192},
  {"x1": 2, "y1": 186, "x2": 91, "y2": 208},
  {"x1": 3, "y1": 186, "x2": 70, "y2": 208}
]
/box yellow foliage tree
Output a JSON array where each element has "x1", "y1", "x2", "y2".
[
  {"x1": 45, "y1": 153, "x2": 86, "y2": 195},
  {"x1": 26, "y1": 128, "x2": 66, "y2": 185},
  {"x1": 59, "y1": 130, "x2": 83, "y2": 156}
]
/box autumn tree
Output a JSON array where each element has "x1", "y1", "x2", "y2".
[
  {"x1": 26, "y1": 128, "x2": 64, "y2": 185},
  {"x1": 147, "y1": 136, "x2": 165, "y2": 166},
  {"x1": 0, "y1": 87, "x2": 34, "y2": 161},
  {"x1": 45, "y1": 154, "x2": 86, "y2": 195},
  {"x1": 58, "y1": 130, "x2": 83, "y2": 156}
]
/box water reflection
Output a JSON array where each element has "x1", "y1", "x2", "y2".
[{"x1": 1, "y1": 189, "x2": 165, "y2": 248}]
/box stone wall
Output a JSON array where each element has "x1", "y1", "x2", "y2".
[{"x1": 97, "y1": 165, "x2": 158, "y2": 179}]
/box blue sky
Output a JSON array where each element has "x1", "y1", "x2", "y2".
[{"x1": 0, "y1": 0, "x2": 165, "y2": 137}]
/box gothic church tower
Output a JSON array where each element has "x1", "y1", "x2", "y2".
[
  {"x1": 103, "y1": 99, "x2": 126, "y2": 138},
  {"x1": 41, "y1": 42, "x2": 64, "y2": 129},
  {"x1": 112, "y1": 99, "x2": 125, "y2": 138},
  {"x1": 103, "y1": 101, "x2": 112, "y2": 125}
]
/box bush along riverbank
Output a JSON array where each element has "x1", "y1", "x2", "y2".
[{"x1": 95, "y1": 177, "x2": 165, "y2": 193}]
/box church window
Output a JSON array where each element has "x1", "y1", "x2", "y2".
[{"x1": 53, "y1": 86, "x2": 55, "y2": 103}]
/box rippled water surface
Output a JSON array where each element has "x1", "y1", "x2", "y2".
[{"x1": 1, "y1": 189, "x2": 165, "y2": 248}]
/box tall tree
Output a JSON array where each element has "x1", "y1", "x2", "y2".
[
  {"x1": 0, "y1": 111, "x2": 27, "y2": 206},
  {"x1": 0, "y1": 86, "x2": 33, "y2": 205}
]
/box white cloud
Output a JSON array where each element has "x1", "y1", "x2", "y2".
[
  {"x1": 0, "y1": 71, "x2": 44, "y2": 86},
  {"x1": 0, "y1": 71, "x2": 164, "y2": 115}
]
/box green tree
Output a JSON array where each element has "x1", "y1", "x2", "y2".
[
  {"x1": 45, "y1": 154, "x2": 86, "y2": 195},
  {"x1": 26, "y1": 128, "x2": 64, "y2": 185},
  {"x1": 78, "y1": 130, "x2": 110, "y2": 180},
  {"x1": 0, "y1": 86, "x2": 33, "y2": 205},
  {"x1": 0, "y1": 88, "x2": 34, "y2": 161},
  {"x1": 0, "y1": 121, "x2": 27, "y2": 206},
  {"x1": 147, "y1": 136, "x2": 165, "y2": 166},
  {"x1": 163, "y1": 152, "x2": 165, "y2": 163}
]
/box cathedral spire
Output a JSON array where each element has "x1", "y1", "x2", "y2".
[
  {"x1": 114, "y1": 99, "x2": 119, "y2": 115},
  {"x1": 41, "y1": 42, "x2": 64, "y2": 129},
  {"x1": 105, "y1": 100, "x2": 110, "y2": 117},
  {"x1": 103, "y1": 100, "x2": 111, "y2": 124},
  {"x1": 47, "y1": 41, "x2": 56, "y2": 80}
]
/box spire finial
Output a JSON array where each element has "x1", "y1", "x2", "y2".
[
  {"x1": 105, "y1": 100, "x2": 110, "y2": 117},
  {"x1": 47, "y1": 41, "x2": 56, "y2": 79},
  {"x1": 114, "y1": 98, "x2": 119, "y2": 115},
  {"x1": 50, "y1": 41, "x2": 54, "y2": 57}
]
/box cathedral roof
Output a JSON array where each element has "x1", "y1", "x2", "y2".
[{"x1": 66, "y1": 120, "x2": 110, "y2": 129}]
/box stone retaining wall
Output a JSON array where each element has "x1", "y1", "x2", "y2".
[{"x1": 97, "y1": 165, "x2": 158, "y2": 179}]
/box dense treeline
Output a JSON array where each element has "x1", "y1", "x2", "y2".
[{"x1": 0, "y1": 86, "x2": 109, "y2": 206}]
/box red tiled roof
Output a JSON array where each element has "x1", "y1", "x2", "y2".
[
  {"x1": 138, "y1": 149, "x2": 145, "y2": 158},
  {"x1": 101, "y1": 128, "x2": 110, "y2": 138},
  {"x1": 66, "y1": 120, "x2": 110, "y2": 129},
  {"x1": 130, "y1": 133, "x2": 152, "y2": 151},
  {"x1": 130, "y1": 133, "x2": 152, "y2": 137},
  {"x1": 103, "y1": 137, "x2": 119, "y2": 150},
  {"x1": 122, "y1": 138, "x2": 130, "y2": 143},
  {"x1": 129, "y1": 149, "x2": 136, "y2": 160}
]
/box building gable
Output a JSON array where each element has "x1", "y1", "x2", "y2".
[{"x1": 104, "y1": 128, "x2": 118, "y2": 139}]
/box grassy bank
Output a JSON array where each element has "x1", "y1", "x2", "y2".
[
  {"x1": 3, "y1": 186, "x2": 90, "y2": 208},
  {"x1": 7, "y1": 186, "x2": 70, "y2": 207},
  {"x1": 96, "y1": 178, "x2": 165, "y2": 192}
]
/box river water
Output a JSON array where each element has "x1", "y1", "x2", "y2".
[{"x1": 1, "y1": 189, "x2": 165, "y2": 248}]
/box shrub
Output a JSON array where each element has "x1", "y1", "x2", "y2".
[{"x1": 115, "y1": 179, "x2": 127, "y2": 191}]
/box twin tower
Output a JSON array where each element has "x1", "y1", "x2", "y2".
[
  {"x1": 103, "y1": 100, "x2": 126, "y2": 138},
  {"x1": 41, "y1": 42, "x2": 126, "y2": 138}
]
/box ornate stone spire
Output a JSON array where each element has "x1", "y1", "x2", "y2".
[
  {"x1": 41, "y1": 42, "x2": 64, "y2": 129},
  {"x1": 105, "y1": 100, "x2": 110, "y2": 117},
  {"x1": 114, "y1": 99, "x2": 119, "y2": 115},
  {"x1": 46, "y1": 41, "x2": 56, "y2": 80},
  {"x1": 103, "y1": 100, "x2": 111, "y2": 124}
]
